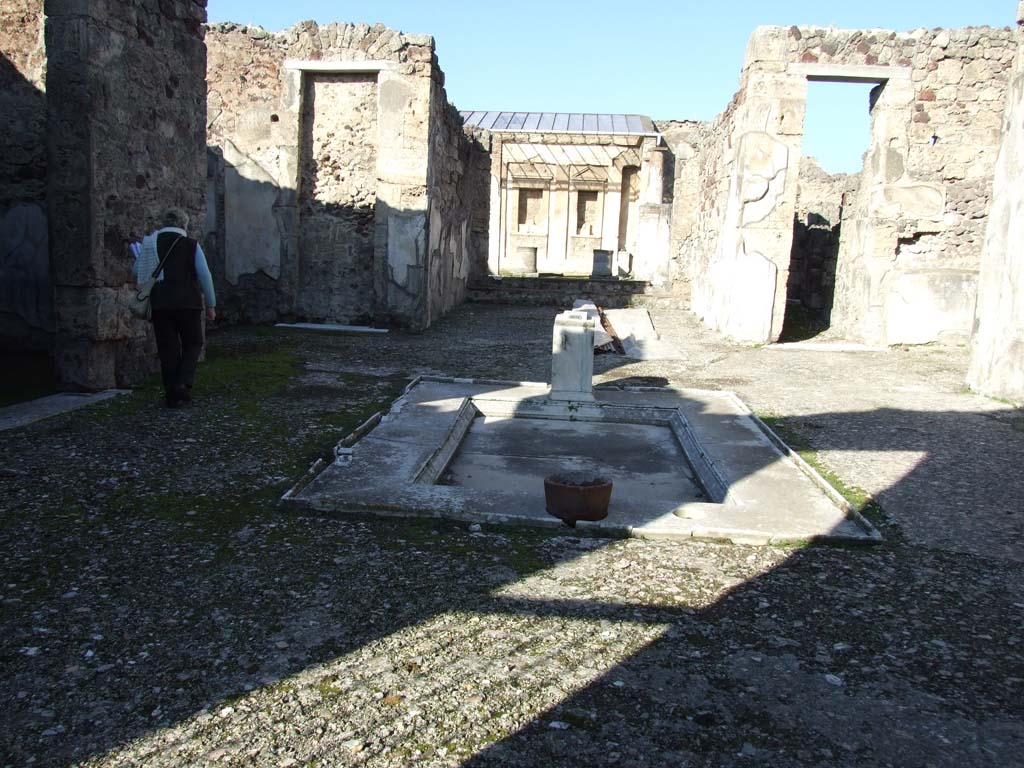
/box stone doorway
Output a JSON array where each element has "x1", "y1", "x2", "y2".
[
  {"x1": 782, "y1": 80, "x2": 873, "y2": 341},
  {"x1": 296, "y1": 72, "x2": 378, "y2": 325}
]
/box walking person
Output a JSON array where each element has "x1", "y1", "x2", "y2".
[{"x1": 133, "y1": 208, "x2": 217, "y2": 407}]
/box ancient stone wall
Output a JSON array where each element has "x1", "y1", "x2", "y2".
[
  {"x1": 656, "y1": 119, "x2": 711, "y2": 297},
  {"x1": 672, "y1": 98, "x2": 754, "y2": 338},
  {"x1": 0, "y1": 0, "x2": 52, "y2": 349},
  {"x1": 968, "y1": 7, "x2": 1024, "y2": 402},
  {"x1": 424, "y1": 91, "x2": 489, "y2": 326},
  {"x1": 677, "y1": 24, "x2": 1016, "y2": 345},
  {"x1": 464, "y1": 127, "x2": 494, "y2": 282},
  {"x1": 205, "y1": 21, "x2": 471, "y2": 330},
  {"x1": 46, "y1": 0, "x2": 207, "y2": 389},
  {"x1": 815, "y1": 26, "x2": 1016, "y2": 346}
]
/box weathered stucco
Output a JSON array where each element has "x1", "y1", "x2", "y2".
[
  {"x1": 424, "y1": 92, "x2": 489, "y2": 327},
  {"x1": 677, "y1": 24, "x2": 1015, "y2": 344},
  {"x1": 297, "y1": 72, "x2": 378, "y2": 324},
  {"x1": 968, "y1": 8, "x2": 1024, "y2": 402}
]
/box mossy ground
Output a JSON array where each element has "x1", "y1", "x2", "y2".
[{"x1": 757, "y1": 413, "x2": 895, "y2": 542}]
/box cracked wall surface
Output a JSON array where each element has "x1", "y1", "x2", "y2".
[
  {"x1": 1, "y1": 0, "x2": 208, "y2": 388},
  {"x1": 675, "y1": 24, "x2": 1016, "y2": 345},
  {"x1": 423, "y1": 96, "x2": 489, "y2": 327},
  {"x1": 968, "y1": 6, "x2": 1024, "y2": 402}
]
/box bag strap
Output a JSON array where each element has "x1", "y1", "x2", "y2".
[{"x1": 151, "y1": 235, "x2": 183, "y2": 280}]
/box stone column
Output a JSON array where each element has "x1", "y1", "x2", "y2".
[
  {"x1": 486, "y1": 135, "x2": 503, "y2": 276},
  {"x1": 45, "y1": 0, "x2": 208, "y2": 390},
  {"x1": 635, "y1": 144, "x2": 672, "y2": 286}
]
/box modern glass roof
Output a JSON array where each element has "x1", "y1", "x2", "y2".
[{"x1": 460, "y1": 111, "x2": 657, "y2": 135}]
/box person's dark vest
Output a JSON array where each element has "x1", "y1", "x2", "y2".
[{"x1": 150, "y1": 232, "x2": 202, "y2": 311}]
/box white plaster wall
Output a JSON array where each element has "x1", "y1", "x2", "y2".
[{"x1": 968, "y1": 11, "x2": 1024, "y2": 402}]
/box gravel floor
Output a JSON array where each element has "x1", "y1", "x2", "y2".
[{"x1": 1, "y1": 304, "x2": 1021, "y2": 767}]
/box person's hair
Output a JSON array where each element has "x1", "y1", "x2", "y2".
[{"x1": 161, "y1": 207, "x2": 189, "y2": 230}]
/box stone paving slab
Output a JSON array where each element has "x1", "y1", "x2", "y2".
[
  {"x1": 287, "y1": 378, "x2": 877, "y2": 545},
  {"x1": 0, "y1": 390, "x2": 129, "y2": 432}
]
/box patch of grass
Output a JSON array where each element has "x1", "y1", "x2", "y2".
[
  {"x1": 503, "y1": 541, "x2": 550, "y2": 575},
  {"x1": 92, "y1": 352, "x2": 405, "y2": 538},
  {"x1": 202, "y1": 348, "x2": 302, "y2": 417},
  {"x1": 757, "y1": 414, "x2": 893, "y2": 539}
]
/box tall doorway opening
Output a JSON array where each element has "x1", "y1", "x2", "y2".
[{"x1": 782, "y1": 80, "x2": 875, "y2": 341}]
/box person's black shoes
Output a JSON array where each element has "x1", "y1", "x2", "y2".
[{"x1": 165, "y1": 388, "x2": 192, "y2": 408}]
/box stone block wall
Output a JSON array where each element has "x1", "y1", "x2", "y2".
[
  {"x1": 0, "y1": 0, "x2": 52, "y2": 350},
  {"x1": 675, "y1": 23, "x2": 1016, "y2": 345},
  {"x1": 806, "y1": 26, "x2": 1016, "y2": 346},
  {"x1": 21, "y1": 0, "x2": 207, "y2": 390},
  {"x1": 206, "y1": 20, "x2": 477, "y2": 330},
  {"x1": 464, "y1": 127, "x2": 495, "y2": 282},
  {"x1": 968, "y1": 7, "x2": 1024, "y2": 402}
]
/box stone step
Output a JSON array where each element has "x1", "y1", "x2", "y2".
[{"x1": 466, "y1": 276, "x2": 690, "y2": 310}]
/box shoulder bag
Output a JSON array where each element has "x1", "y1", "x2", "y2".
[{"x1": 130, "y1": 236, "x2": 182, "y2": 320}]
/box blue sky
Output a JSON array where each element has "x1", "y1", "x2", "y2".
[{"x1": 206, "y1": 0, "x2": 1017, "y2": 172}]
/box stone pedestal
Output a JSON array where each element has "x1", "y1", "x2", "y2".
[{"x1": 549, "y1": 310, "x2": 595, "y2": 402}]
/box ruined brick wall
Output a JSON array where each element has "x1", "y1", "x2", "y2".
[
  {"x1": 46, "y1": 0, "x2": 207, "y2": 389},
  {"x1": 0, "y1": 0, "x2": 52, "y2": 349},
  {"x1": 676, "y1": 23, "x2": 1016, "y2": 345},
  {"x1": 968, "y1": 7, "x2": 1024, "y2": 402},
  {"x1": 204, "y1": 24, "x2": 292, "y2": 323},
  {"x1": 205, "y1": 21, "x2": 443, "y2": 328},
  {"x1": 424, "y1": 88, "x2": 489, "y2": 325},
  {"x1": 792, "y1": 26, "x2": 1017, "y2": 345}
]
